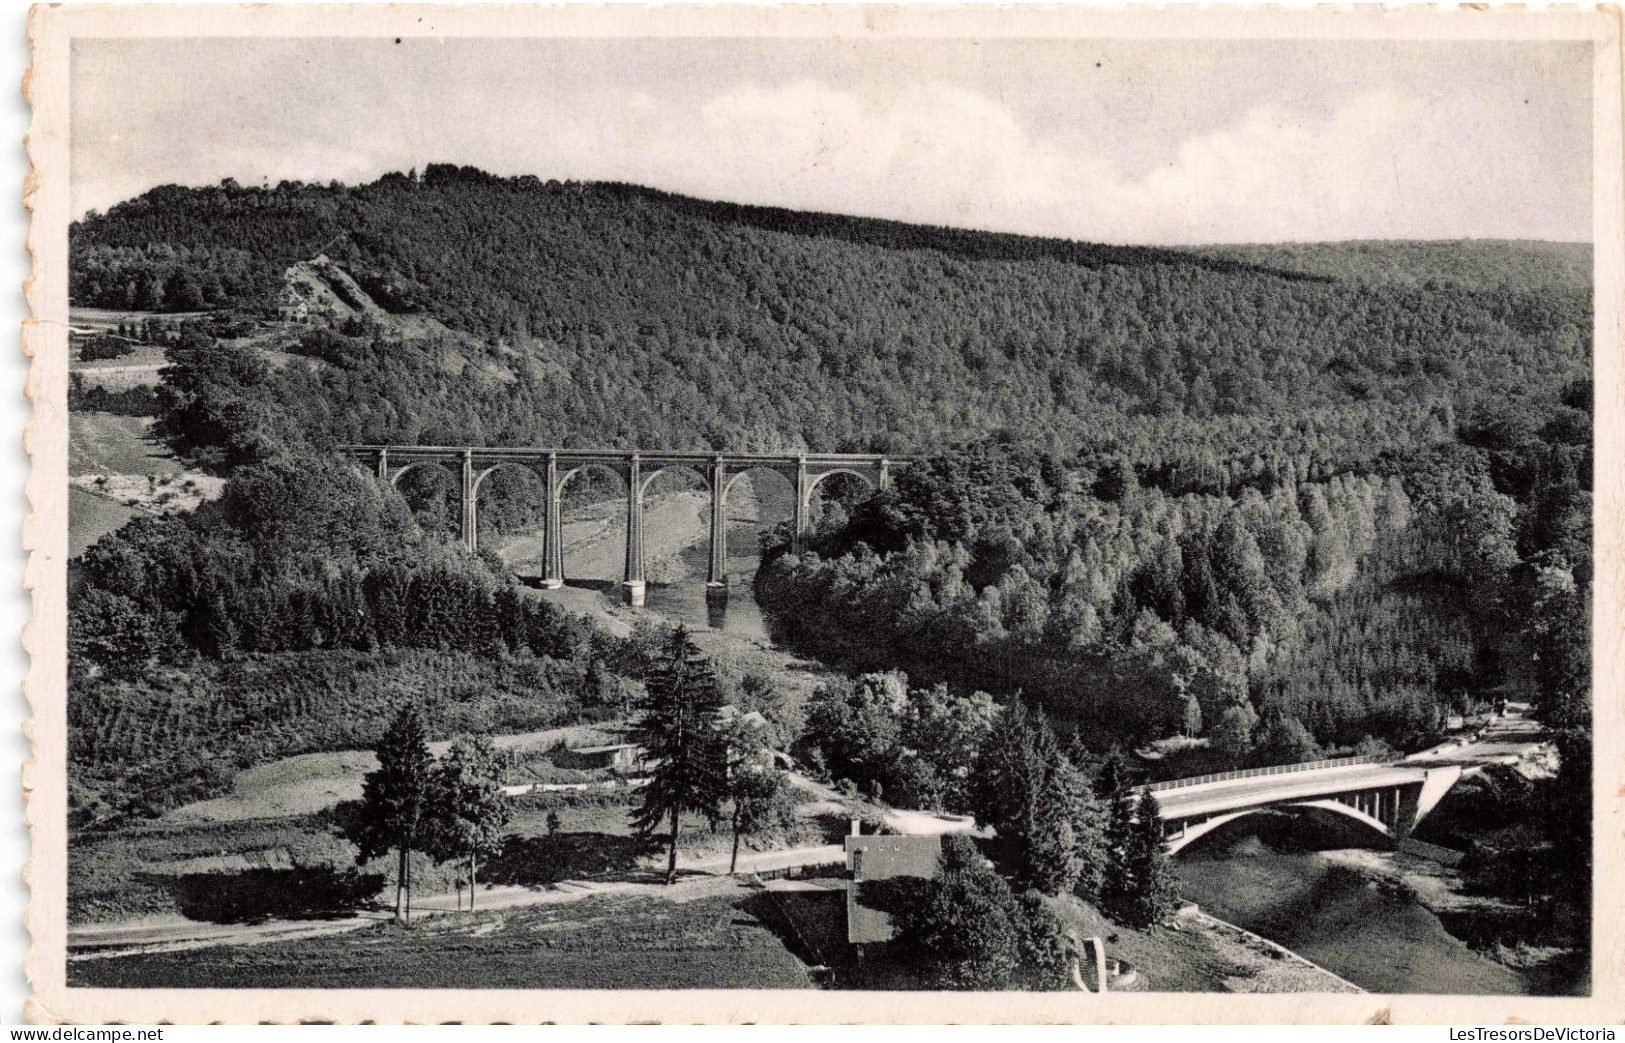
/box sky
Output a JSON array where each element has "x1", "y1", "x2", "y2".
[{"x1": 69, "y1": 36, "x2": 1593, "y2": 244}]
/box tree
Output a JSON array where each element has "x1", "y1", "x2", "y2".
[
  {"x1": 1091, "y1": 747, "x2": 1131, "y2": 801},
  {"x1": 794, "y1": 672, "x2": 907, "y2": 795},
  {"x1": 888, "y1": 834, "x2": 1070, "y2": 990},
  {"x1": 425, "y1": 735, "x2": 510, "y2": 912},
  {"x1": 67, "y1": 588, "x2": 182, "y2": 678},
  {"x1": 728, "y1": 765, "x2": 796, "y2": 875},
  {"x1": 1252, "y1": 713, "x2": 1321, "y2": 767},
  {"x1": 720, "y1": 709, "x2": 796, "y2": 874},
  {"x1": 630, "y1": 626, "x2": 728, "y2": 884},
  {"x1": 900, "y1": 683, "x2": 997, "y2": 813},
  {"x1": 971, "y1": 700, "x2": 1091, "y2": 895},
  {"x1": 1210, "y1": 703, "x2": 1258, "y2": 761},
  {"x1": 1123, "y1": 789, "x2": 1178, "y2": 927},
  {"x1": 1098, "y1": 760, "x2": 1140, "y2": 922},
  {"x1": 348, "y1": 706, "x2": 434, "y2": 922}
]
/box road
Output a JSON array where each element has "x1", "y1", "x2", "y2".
[
  {"x1": 1151, "y1": 763, "x2": 1434, "y2": 822},
  {"x1": 783, "y1": 770, "x2": 984, "y2": 836},
  {"x1": 1403, "y1": 708, "x2": 1549, "y2": 771}
]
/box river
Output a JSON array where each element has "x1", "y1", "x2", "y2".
[{"x1": 496, "y1": 476, "x2": 787, "y2": 643}]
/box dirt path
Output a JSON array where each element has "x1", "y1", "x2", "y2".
[{"x1": 784, "y1": 771, "x2": 982, "y2": 837}]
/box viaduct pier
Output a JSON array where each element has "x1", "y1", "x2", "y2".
[{"x1": 342, "y1": 445, "x2": 914, "y2": 606}]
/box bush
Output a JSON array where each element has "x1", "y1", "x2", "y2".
[{"x1": 884, "y1": 834, "x2": 1071, "y2": 990}]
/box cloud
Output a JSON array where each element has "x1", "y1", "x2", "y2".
[
  {"x1": 70, "y1": 39, "x2": 1590, "y2": 243},
  {"x1": 534, "y1": 78, "x2": 1585, "y2": 244}
]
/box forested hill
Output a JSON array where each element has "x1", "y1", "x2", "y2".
[
  {"x1": 1198, "y1": 240, "x2": 1591, "y2": 295},
  {"x1": 71, "y1": 167, "x2": 1588, "y2": 479}
]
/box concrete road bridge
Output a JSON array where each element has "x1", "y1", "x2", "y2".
[
  {"x1": 1150, "y1": 756, "x2": 1463, "y2": 855},
  {"x1": 341, "y1": 444, "x2": 915, "y2": 605}
]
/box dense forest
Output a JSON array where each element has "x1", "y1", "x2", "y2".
[
  {"x1": 73, "y1": 168, "x2": 1586, "y2": 476},
  {"x1": 66, "y1": 171, "x2": 1591, "y2": 946}
]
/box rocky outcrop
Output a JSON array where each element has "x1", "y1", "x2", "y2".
[{"x1": 277, "y1": 254, "x2": 386, "y2": 324}]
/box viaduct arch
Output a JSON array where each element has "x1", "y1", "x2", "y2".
[{"x1": 346, "y1": 444, "x2": 911, "y2": 606}]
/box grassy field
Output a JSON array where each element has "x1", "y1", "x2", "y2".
[
  {"x1": 69, "y1": 812, "x2": 367, "y2": 925},
  {"x1": 73, "y1": 345, "x2": 168, "y2": 392},
  {"x1": 69, "y1": 892, "x2": 814, "y2": 989},
  {"x1": 68, "y1": 412, "x2": 180, "y2": 477},
  {"x1": 68, "y1": 486, "x2": 141, "y2": 559},
  {"x1": 163, "y1": 724, "x2": 626, "y2": 824},
  {"x1": 67, "y1": 410, "x2": 224, "y2": 552},
  {"x1": 73, "y1": 778, "x2": 831, "y2": 927},
  {"x1": 69, "y1": 307, "x2": 209, "y2": 330},
  {"x1": 1176, "y1": 834, "x2": 1530, "y2": 994}
]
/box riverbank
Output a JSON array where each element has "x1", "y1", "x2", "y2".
[{"x1": 509, "y1": 484, "x2": 840, "y2": 713}]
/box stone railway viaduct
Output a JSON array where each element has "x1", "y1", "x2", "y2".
[
  {"x1": 342, "y1": 444, "x2": 914, "y2": 605},
  {"x1": 342, "y1": 445, "x2": 1471, "y2": 861}
]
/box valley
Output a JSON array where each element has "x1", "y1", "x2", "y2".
[{"x1": 61, "y1": 174, "x2": 1593, "y2": 995}]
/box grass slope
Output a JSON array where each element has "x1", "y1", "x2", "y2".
[
  {"x1": 69, "y1": 892, "x2": 813, "y2": 989},
  {"x1": 1176, "y1": 836, "x2": 1528, "y2": 994}
]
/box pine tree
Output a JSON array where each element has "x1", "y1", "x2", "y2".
[
  {"x1": 630, "y1": 626, "x2": 728, "y2": 884},
  {"x1": 971, "y1": 700, "x2": 1086, "y2": 895},
  {"x1": 348, "y1": 705, "x2": 434, "y2": 922},
  {"x1": 1098, "y1": 765, "x2": 1139, "y2": 921},
  {"x1": 1092, "y1": 747, "x2": 1129, "y2": 802},
  {"x1": 1124, "y1": 789, "x2": 1178, "y2": 927}
]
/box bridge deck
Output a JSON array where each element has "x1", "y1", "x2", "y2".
[
  {"x1": 341, "y1": 444, "x2": 917, "y2": 466},
  {"x1": 1151, "y1": 764, "x2": 1432, "y2": 821}
]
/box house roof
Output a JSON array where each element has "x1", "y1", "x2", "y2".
[
  {"x1": 567, "y1": 743, "x2": 640, "y2": 755},
  {"x1": 844, "y1": 834, "x2": 943, "y2": 944}
]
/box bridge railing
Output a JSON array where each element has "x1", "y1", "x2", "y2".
[{"x1": 1145, "y1": 754, "x2": 1402, "y2": 793}]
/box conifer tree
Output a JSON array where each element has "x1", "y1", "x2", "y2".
[
  {"x1": 1098, "y1": 761, "x2": 1139, "y2": 921},
  {"x1": 1124, "y1": 789, "x2": 1178, "y2": 927},
  {"x1": 630, "y1": 626, "x2": 728, "y2": 884},
  {"x1": 972, "y1": 700, "x2": 1091, "y2": 895},
  {"x1": 348, "y1": 705, "x2": 434, "y2": 922}
]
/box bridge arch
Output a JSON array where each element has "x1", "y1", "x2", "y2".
[
  {"x1": 1282, "y1": 799, "x2": 1396, "y2": 843},
  {"x1": 720, "y1": 465, "x2": 797, "y2": 534},
  {"x1": 1165, "y1": 801, "x2": 1395, "y2": 857},
  {"x1": 552, "y1": 463, "x2": 630, "y2": 586},
  {"x1": 557, "y1": 461, "x2": 630, "y2": 503},
  {"x1": 471, "y1": 459, "x2": 545, "y2": 498},
  {"x1": 390, "y1": 461, "x2": 461, "y2": 542},
  {"x1": 470, "y1": 461, "x2": 548, "y2": 568},
  {"x1": 805, "y1": 466, "x2": 876, "y2": 499},
  {"x1": 640, "y1": 462, "x2": 710, "y2": 499},
  {"x1": 723, "y1": 464, "x2": 795, "y2": 506},
  {"x1": 804, "y1": 467, "x2": 876, "y2": 534},
  {"x1": 388, "y1": 459, "x2": 457, "y2": 488}
]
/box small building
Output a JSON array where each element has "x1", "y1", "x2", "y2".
[
  {"x1": 554, "y1": 742, "x2": 644, "y2": 772},
  {"x1": 844, "y1": 832, "x2": 943, "y2": 945}
]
